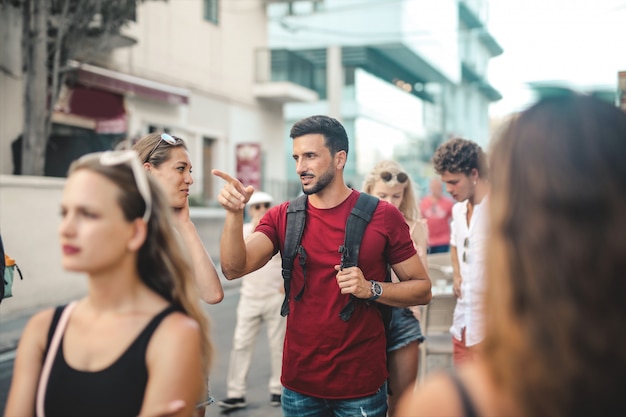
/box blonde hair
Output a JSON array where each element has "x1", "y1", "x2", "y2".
[
  {"x1": 133, "y1": 132, "x2": 187, "y2": 166},
  {"x1": 361, "y1": 160, "x2": 420, "y2": 222},
  {"x1": 68, "y1": 154, "x2": 213, "y2": 384}
]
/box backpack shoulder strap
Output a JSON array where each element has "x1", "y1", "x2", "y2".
[
  {"x1": 339, "y1": 193, "x2": 379, "y2": 321},
  {"x1": 339, "y1": 192, "x2": 379, "y2": 269},
  {"x1": 280, "y1": 194, "x2": 308, "y2": 317}
]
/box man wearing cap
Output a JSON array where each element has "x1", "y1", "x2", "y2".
[{"x1": 218, "y1": 191, "x2": 286, "y2": 410}]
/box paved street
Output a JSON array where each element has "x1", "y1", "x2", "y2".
[
  {"x1": 203, "y1": 285, "x2": 283, "y2": 417},
  {"x1": 0, "y1": 352, "x2": 13, "y2": 414}
]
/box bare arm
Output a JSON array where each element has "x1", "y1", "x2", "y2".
[
  {"x1": 211, "y1": 170, "x2": 275, "y2": 279},
  {"x1": 411, "y1": 218, "x2": 429, "y2": 269},
  {"x1": 335, "y1": 253, "x2": 432, "y2": 308},
  {"x1": 174, "y1": 202, "x2": 224, "y2": 304},
  {"x1": 139, "y1": 313, "x2": 205, "y2": 417},
  {"x1": 397, "y1": 361, "x2": 498, "y2": 417},
  {"x1": 4, "y1": 309, "x2": 54, "y2": 417},
  {"x1": 396, "y1": 373, "x2": 463, "y2": 417}
]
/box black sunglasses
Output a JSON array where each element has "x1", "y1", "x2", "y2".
[
  {"x1": 463, "y1": 237, "x2": 469, "y2": 263},
  {"x1": 252, "y1": 202, "x2": 271, "y2": 210},
  {"x1": 380, "y1": 171, "x2": 408, "y2": 184}
]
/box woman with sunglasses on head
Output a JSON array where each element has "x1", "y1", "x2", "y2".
[
  {"x1": 361, "y1": 160, "x2": 428, "y2": 417},
  {"x1": 133, "y1": 133, "x2": 223, "y2": 305},
  {"x1": 397, "y1": 94, "x2": 626, "y2": 417},
  {"x1": 5, "y1": 151, "x2": 212, "y2": 417}
]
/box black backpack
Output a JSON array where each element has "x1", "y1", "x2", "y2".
[{"x1": 280, "y1": 192, "x2": 391, "y2": 326}]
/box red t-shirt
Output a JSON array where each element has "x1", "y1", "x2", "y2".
[
  {"x1": 420, "y1": 195, "x2": 454, "y2": 246},
  {"x1": 256, "y1": 190, "x2": 416, "y2": 399}
]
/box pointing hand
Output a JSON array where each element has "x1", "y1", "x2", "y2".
[{"x1": 211, "y1": 169, "x2": 255, "y2": 212}]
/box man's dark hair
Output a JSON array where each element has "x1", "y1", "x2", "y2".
[
  {"x1": 290, "y1": 115, "x2": 349, "y2": 156},
  {"x1": 432, "y1": 137, "x2": 488, "y2": 178}
]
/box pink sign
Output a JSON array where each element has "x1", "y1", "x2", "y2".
[{"x1": 236, "y1": 143, "x2": 261, "y2": 190}]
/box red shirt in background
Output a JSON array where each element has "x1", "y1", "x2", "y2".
[{"x1": 420, "y1": 195, "x2": 454, "y2": 247}]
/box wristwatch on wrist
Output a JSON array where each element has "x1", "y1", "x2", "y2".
[{"x1": 368, "y1": 280, "x2": 383, "y2": 301}]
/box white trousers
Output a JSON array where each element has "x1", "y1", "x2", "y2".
[{"x1": 226, "y1": 292, "x2": 286, "y2": 397}]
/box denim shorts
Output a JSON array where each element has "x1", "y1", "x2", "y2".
[
  {"x1": 386, "y1": 307, "x2": 425, "y2": 352},
  {"x1": 282, "y1": 382, "x2": 388, "y2": 417}
]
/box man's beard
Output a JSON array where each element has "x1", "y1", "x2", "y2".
[{"x1": 302, "y1": 169, "x2": 335, "y2": 195}]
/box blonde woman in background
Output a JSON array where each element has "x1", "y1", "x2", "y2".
[
  {"x1": 5, "y1": 151, "x2": 212, "y2": 417},
  {"x1": 362, "y1": 159, "x2": 428, "y2": 416},
  {"x1": 133, "y1": 132, "x2": 223, "y2": 305}
]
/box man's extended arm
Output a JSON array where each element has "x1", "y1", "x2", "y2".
[{"x1": 212, "y1": 169, "x2": 275, "y2": 279}]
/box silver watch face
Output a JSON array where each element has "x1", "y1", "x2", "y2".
[{"x1": 371, "y1": 281, "x2": 382, "y2": 296}]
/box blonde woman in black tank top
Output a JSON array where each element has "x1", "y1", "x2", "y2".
[{"x1": 5, "y1": 151, "x2": 213, "y2": 417}]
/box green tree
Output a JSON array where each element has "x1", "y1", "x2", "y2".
[{"x1": 3, "y1": 0, "x2": 155, "y2": 175}]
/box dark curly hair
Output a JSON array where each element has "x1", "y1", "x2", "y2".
[{"x1": 432, "y1": 138, "x2": 488, "y2": 178}]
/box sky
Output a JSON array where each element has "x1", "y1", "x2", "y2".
[{"x1": 486, "y1": 0, "x2": 626, "y2": 116}]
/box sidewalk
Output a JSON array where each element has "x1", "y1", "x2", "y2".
[
  {"x1": 0, "y1": 305, "x2": 39, "y2": 353},
  {"x1": 0, "y1": 275, "x2": 240, "y2": 354}
]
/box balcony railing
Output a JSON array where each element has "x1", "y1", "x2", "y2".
[{"x1": 254, "y1": 48, "x2": 321, "y2": 102}]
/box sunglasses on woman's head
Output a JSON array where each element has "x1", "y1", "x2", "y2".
[
  {"x1": 252, "y1": 202, "x2": 271, "y2": 210},
  {"x1": 380, "y1": 171, "x2": 408, "y2": 184},
  {"x1": 144, "y1": 133, "x2": 177, "y2": 163}
]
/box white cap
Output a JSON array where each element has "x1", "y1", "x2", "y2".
[{"x1": 247, "y1": 191, "x2": 274, "y2": 206}]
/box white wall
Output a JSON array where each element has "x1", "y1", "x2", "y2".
[
  {"x1": 111, "y1": 0, "x2": 287, "y2": 198},
  {"x1": 113, "y1": 0, "x2": 269, "y2": 106},
  {"x1": 0, "y1": 175, "x2": 84, "y2": 317}
]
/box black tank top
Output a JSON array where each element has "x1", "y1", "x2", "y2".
[
  {"x1": 449, "y1": 370, "x2": 481, "y2": 417},
  {"x1": 42, "y1": 304, "x2": 177, "y2": 417}
]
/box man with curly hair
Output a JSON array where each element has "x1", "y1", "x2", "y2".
[{"x1": 432, "y1": 138, "x2": 490, "y2": 364}]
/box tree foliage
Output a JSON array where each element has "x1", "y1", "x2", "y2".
[{"x1": 2, "y1": 0, "x2": 158, "y2": 175}]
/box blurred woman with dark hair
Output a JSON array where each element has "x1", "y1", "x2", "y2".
[{"x1": 397, "y1": 94, "x2": 626, "y2": 416}]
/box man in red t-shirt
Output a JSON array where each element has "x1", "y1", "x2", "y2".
[
  {"x1": 213, "y1": 115, "x2": 432, "y2": 417},
  {"x1": 420, "y1": 177, "x2": 454, "y2": 253}
]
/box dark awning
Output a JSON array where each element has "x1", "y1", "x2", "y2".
[{"x1": 69, "y1": 61, "x2": 190, "y2": 105}]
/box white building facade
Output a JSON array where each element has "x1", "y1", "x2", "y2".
[
  {"x1": 266, "y1": 0, "x2": 501, "y2": 191},
  {"x1": 0, "y1": 0, "x2": 316, "y2": 203},
  {"x1": 0, "y1": 0, "x2": 312, "y2": 315}
]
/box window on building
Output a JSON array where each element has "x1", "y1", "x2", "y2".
[
  {"x1": 148, "y1": 125, "x2": 170, "y2": 134},
  {"x1": 204, "y1": 0, "x2": 219, "y2": 24}
]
